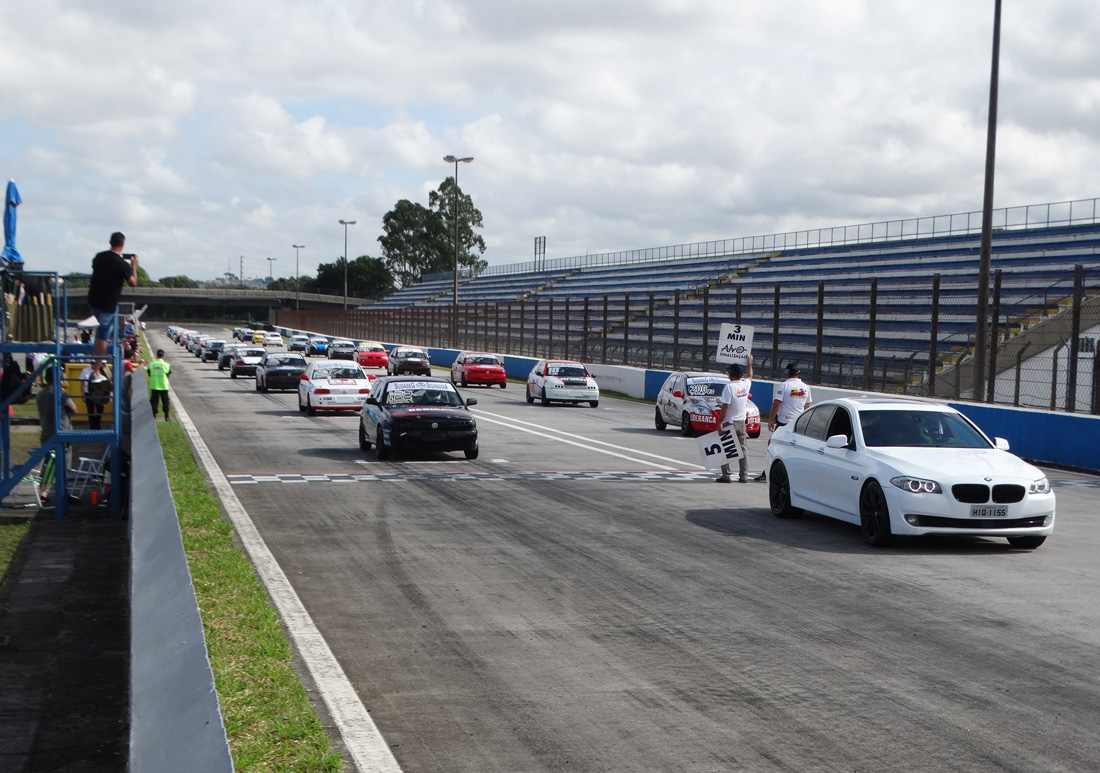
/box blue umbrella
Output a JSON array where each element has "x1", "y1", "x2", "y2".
[{"x1": 2, "y1": 179, "x2": 23, "y2": 266}]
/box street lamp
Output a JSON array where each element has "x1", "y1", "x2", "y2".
[
  {"x1": 338, "y1": 219, "x2": 356, "y2": 310},
  {"x1": 266, "y1": 257, "x2": 277, "y2": 281},
  {"x1": 443, "y1": 155, "x2": 474, "y2": 348},
  {"x1": 292, "y1": 244, "x2": 304, "y2": 310}
]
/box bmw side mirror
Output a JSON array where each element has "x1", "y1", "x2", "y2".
[
  {"x1": 826, "y1": 434, "x2": 850, "y2": 449},
  {"x1": 994, "y1": 437, "x2": 1010, "y2": 451},
  {"x1": 465, "y1": 397, "x2": 478, "y2": 407},
  {"x1": 299, "y1": 373, "x2": 309, "y2": 381},
  {"x1": 364, "y1": 397, "x2": 378, "y2": 406}
]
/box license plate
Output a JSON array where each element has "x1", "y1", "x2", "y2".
[{"x1": 971, "y1": 505, "x2": 1008, "y2": 518}]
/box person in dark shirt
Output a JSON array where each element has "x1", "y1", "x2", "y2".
[{"x1": 87, "y1": 232, "x2": 138, "y2": 358}]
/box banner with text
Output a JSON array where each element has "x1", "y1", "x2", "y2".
[
  {"x1": 696, "y1": 426, "x2": 745, "y2": 470},
  {"x1": 715, "y1": 323, "x2": 754, "y2": 365}
]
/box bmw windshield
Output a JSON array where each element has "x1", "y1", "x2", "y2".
[{"x1": 858, "y1": 409, "x2": 991, "y2": 449}]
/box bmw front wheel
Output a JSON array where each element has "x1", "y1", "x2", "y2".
[
  {"x1": 376, "y1": 428, "x2": 390, "y2": 460},
  {"x1": 768, "y1": 461, "x2": 803, "y2": 519},
  {"x1": 859, "y1": 480, "x2": 894, "y2": 546},
  {"x1": 358, "y1": 423, "x2": 371, "y2": 451}
]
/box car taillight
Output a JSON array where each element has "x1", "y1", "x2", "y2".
[
  {"x1": 358, "y1": 388, "x2": 371, "y2": 394},
  {"x1": 315, "y1": 388, "x2": 331, "y2": 395},
  {"x1": 367, "y1": 374, "x2": 377, "y2": 380}
]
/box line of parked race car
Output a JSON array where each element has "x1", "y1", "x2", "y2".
[{"x1": 163, "y1": 325, "x2": 1055, "y2": 549}]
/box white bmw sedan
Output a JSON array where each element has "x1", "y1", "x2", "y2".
[
  {"x1": 765, "y1": 397, "x2": 1055, "y2": 549},
  {"x1": 298, "y1": 360, "x2": 375, "y2": 415}
]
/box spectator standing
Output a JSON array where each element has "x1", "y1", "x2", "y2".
[
  {"x1": 36, "y1": 365, "x2": 77, "y2": 445},
  {"x1": 36, "y1": 366, "x2": 77, "y2": 503},
  {"x1": 715, "y1": 355, "x2": 754, "y2": 484},
  {"x1": 769, "y1": 363, "x2": 812, "y2": 433},
  {"x1": 87, "y1": 232, "x2": 139, "y2": 358},
  {"x1": 146, "y1": 349, "x2": 171, "y2": 420},
  {"x1": 757, "y1": 363, "x2": 812, "y2": 481},
  {"x1": 80, "y1": 361, "x2": 111, "y2": 430}
]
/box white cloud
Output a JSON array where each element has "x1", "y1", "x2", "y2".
[{"x1": 0, "y1": 0, "x2": 1098, "y2": 282}]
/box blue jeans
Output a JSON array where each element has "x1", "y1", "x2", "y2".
[{"x1": 88, "y1": 305, "x2": 116, "y2": 344}]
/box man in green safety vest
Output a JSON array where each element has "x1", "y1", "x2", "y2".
[{"x1": 145, "y1": 349, "x2": 172, "y2": 421}]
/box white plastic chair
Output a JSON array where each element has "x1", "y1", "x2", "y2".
[{"x1": 69, "y1": 445, "x2": 109, "y2": 500}]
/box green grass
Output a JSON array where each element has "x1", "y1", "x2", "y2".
[
  {"x1": 0, "y1": 521, "x2": 31, "y2": 585},
  {"x1": 156, "y1": 420, "x2": 343, "y2": 772}
]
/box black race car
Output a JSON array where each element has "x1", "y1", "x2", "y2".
[
  {"x1": 359, "y1": 376, "x2": 478, "y2": 460},
  {"x1": 255, "y1": 352, "x2": 308, "y2": 392},
  {"x1": 387, "y1": 347, "x2": 432, "y2": 376}
]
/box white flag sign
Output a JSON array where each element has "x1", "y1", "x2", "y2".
[
  {"x1": 696, "y1": 426, "x2": 744, "y2": 470},
  {"x1": 715, "y1": 323, "x2": 754, "y2": 365}
]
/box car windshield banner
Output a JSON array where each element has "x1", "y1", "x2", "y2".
[{"x1": 696, "y1": 426, "x2": 744, "y2": 469}]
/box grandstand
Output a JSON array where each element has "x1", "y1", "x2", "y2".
[{"x1": 334, "y1": 199, "x2": 1100, "y2": 407}]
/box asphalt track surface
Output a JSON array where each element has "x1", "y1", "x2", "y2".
[{"x1": 158, "y1": 327, "x2": 1100, "y2": 773}]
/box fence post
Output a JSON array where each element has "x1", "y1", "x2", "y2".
[
  {"x1": 673, "y1": 289, "x2": 681, "y2": 371},
  {"x1": 929, "y1": 274, "x2": 940, "y2": 396},
  {"x1": 549, "y1": 298, "x2": 556, "y2": 359},
  {"x1": 623, "y1": 293, "x2": 631, "y2": 366},
  {"x1": 1050, "y1": 347, "x2": 1059, "y2": 411},
  {"x1": 532, "y1": 298, "x2": 539, "y2": 358},
  {"x1": 646, "y1": 293, "x2": 654, "y2": 369},
  {"x1": 772, "y1": 283, "x2": 781, "y2": 380},
  {"x1": 564, "y1": 297, "x2": 571, "y2": 360},
  {"x1": 602, "y1": 295, "x2": 608, "y2": 364},
  {"x1": 1092, "y1": 340, "x2": 1100, "y2": 415},
  {"x1": 863, "y1": 278, "x2": 878, "y2": 390},
  {"x1": 815, "y1": 280, "x2": 824, "y2": 384},
  {"x1": 583, "y1": 297, "x2": 590, "y2": 362},
  {"x1": 988, "y1": 269, "x2": 1002, "y2": 403},
  {"x1": 519, "y1": 300, "x2": 526, "y2": 358},
  {"x1": 1068, "y1": 264, "x2": 1083, "y2": 412},
  {"x1": 702, "y1": 287, "x2": 710, "y2": 372}
]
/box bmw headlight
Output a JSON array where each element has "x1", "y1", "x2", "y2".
[
  {"x1": 890, "y1": 476, "x2": 942, "y2": 494},
  {"x1": 1029, "y1": 477, "x2": 1051, "y2": 494}
]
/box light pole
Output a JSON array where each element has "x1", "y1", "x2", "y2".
[
  {"x1": 292, "y1": 244, "x2": 304, "y2": 310},
  {"x1": 443, "y1": 155, "x2": 474, "y2": 348},
  {"x1": 266, "y1": 257, "x2": 277, "y2": 281},
  {"x1": 338, "y1": 219, "x2": 356, "y2": 310}
]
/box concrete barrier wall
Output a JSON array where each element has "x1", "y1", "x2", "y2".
[
  {"x1": 273, "y1": 326, "x2": 1097, "y2": 472},
  {"x1": 129, "y1": 370, "x2": 233, "y2": 772}
]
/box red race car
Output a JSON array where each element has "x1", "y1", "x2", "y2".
[
  {"x1": 451, "y1": 351, "x2": 507, "y2": 388},
  {"x1": 356, "y1": 341, "x2": 389, "y2": 370}
]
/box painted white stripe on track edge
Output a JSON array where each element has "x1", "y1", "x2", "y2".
[{"x1": 169, "y1": 380, "x2": 402, "y2": 773}]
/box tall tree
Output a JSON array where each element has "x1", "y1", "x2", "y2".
[
  {"x1": 377, "y1": 199, "x2": 448, "y2": 288},
  {"x1": 429, "y1": 176, "x2": 487, "y2": 274},
  {"x1": 314, "y1": 256, "x2": 395, "y2": 299}
]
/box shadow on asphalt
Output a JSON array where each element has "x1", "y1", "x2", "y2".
[{"x1": 685, "y1": 507, "x2": 1029, "y2": 556}]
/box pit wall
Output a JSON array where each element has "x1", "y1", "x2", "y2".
[{"x1": 273, "y1": 327, "x2": 1098, "y2": 472}]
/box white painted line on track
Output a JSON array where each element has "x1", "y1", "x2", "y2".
[
  {"x1": 168, "y1": 379, "x2": 402, "y2": 773},
  {"x1": 474, "y1": 410, "x2": 705, "y2": 470},
  {"x1": 473, "y1": 411, "x2": 698, "y2": 471}
]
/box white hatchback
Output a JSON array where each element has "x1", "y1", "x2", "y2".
[
  {"x1": 526, "y1": 359, "x2": 599, "y2": 408},
  {"x1": 298, "y1": 360, "x2": 375, "y2": 415},
  {"x1": 765, "y1": 397, "x2": 1055, "y2": 548}
]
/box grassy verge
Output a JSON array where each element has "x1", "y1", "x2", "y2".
[
  {"x1": 1, "y1": 428, "x2": 38, "y2": 583},
  {"x1": 156, "y1": 419, "x2": 342, "y2": 772}
]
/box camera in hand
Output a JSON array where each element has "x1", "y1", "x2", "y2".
[{"x1": 122, "y1": 253, "x2": 135, "y2": 260}]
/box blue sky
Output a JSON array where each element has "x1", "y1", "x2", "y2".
[{"x1": 2, "y1": 0, "x2": 1098, "y2": 283}]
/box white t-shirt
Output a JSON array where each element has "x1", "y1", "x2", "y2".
[
  {"x1": 719, "y1": 378, "x2": 752, "y2": 423},
  {"x1": 773, "y1": 378, "x2": 812, "y2": 424}
]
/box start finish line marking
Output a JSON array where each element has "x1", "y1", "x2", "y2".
[{"x1": 227, "y1": 469, "x2": 719, "y2": 485}]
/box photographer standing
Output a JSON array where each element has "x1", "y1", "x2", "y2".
[{"x1": 87, "y1": 232, "x2": 138, "y2": 358}]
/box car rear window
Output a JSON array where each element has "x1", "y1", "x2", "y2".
[
  {"x1": 468, "y1": 356, "x2": 499, "y2": 365},
  {"x1": 313, "y1": 366, "x2": 365, "y2": 380}
]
